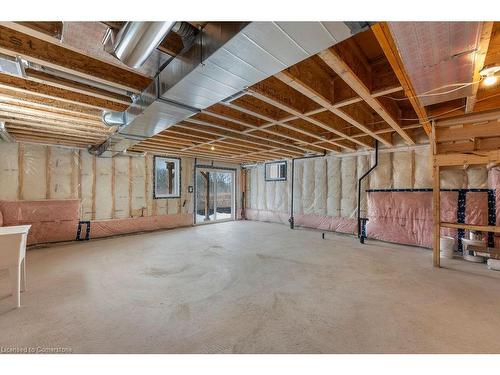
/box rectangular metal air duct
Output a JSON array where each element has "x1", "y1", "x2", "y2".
[{"x1": 107, "y1": 21, "x2": 355, "y2": 153}]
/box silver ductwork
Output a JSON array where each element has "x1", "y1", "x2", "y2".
[
  {"x1": 0, "y1": 121, "x2": 15, "y2": 143},
  {"x1": 99, "y1": 21, "x2": 360, "y2": 155},
  {"x1": 104, "y1": 21, "x2": 176, "y2": 69}
]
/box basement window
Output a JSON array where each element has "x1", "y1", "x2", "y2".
[
  {"x1": 265, "y1": 161, "x2": 287, "y2": 181},
  {"x1": 154, "y1": 156, "x2": 181, "y2": 199}
]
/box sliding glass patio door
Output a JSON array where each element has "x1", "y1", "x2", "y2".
[{"x1": 195, "y1": 168, "x2": 235, "y2": 224}]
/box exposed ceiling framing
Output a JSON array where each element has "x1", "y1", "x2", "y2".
[{"x1": 0, "y1": 21, "x2": 498, "y2": 165}]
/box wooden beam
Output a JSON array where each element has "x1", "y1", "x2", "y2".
[
  {"x1": 248, "y1": 90, "x2": 354, "y2": 151},
  {"x1": 181, "y1": 119, "x2": 309, "y2": 155},
  {"x1": 201, "y1": 109, "x2": 325, "y2": 154},
  {"x1": 16, "y1": 22, "x2": 63, "y2": 39},
  {"x1": 0, "y1": 73, "x2": 128, "y2": 111},
  {"x1": 274, "y1": 70, "x2": 385, "y2": 148},
  {"x1": 24, "y1": 68, "x2": 132, "y2": 105},
  {"x1": 441, "y1": 222, "x2": 500, "y2": 233},
  {"x1": 318, "y1": 48, "x2": 415, "y2": 145},
  {"x1": 0, "y1": 87, "x2": 103, "y2": 117},
  {"x1": 465, "y1": 22, "x2": 494, "y2": 113},
  {"x1": 434, "y1": 149, "x2": 500, "y2": 167},
  {"x1": 436, "y1": 120, "x2": 500, "y2": 142},
  {"x1": 371, "y1": 22, "x2": 431, "y2": 135},
  {"x1": 0, "y1": 25, "x2": 151, "y2": 92}
]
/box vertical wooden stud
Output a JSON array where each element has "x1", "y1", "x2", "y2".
[
  {"x1": 45, "y1": 146, "x2": 51, "y2": 199},
  {"x1": 17, "y1": 143, "x2": 24, "y2": 200}
]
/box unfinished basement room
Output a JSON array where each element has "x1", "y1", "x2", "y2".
[{"x1": 1, "y1": 2, "x2": 500, "y2": 368}]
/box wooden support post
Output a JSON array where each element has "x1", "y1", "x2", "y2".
[
  {"x1": 431, "y1": 124, "x2": 440, "y2": 267},
  {"x1": 433, "y1": 163, "x2": 441, "y2": 267},
  {"x1": 45, "y1": 146, "x2": 51, "y2": 199}
]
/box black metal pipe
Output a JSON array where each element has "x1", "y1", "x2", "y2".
[
  {"x1": 289, "y1": 152, "x2": 326, "y2": 230},
  {"x1": 357, "y1": 140, "x2": 379, "y2": 238}
]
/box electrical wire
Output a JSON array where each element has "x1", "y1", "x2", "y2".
[
  {"x1": 366, "y1": 92, "x2": 500, "y2": 126},
  {"x1": 381, "y1": 77, "x2": 484, "y2": 101}
]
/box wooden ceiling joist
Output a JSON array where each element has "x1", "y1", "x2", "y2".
[
  {"x1": 0, "y1": 73, "x2": 128, "y2": 111},
  {"x1": 0, "y1": 24, "x2": 151, "y2": 92},
  {"x1": 318, "y1": 48, "x2": 415, "y2": 145},
  {"x1": 0, "y1": 88, "x2": 103, "y2": 117},
  {"x1": 274, "y1": 70, "x2": 386, "y2": 148},
  {"x1": 201, "y1": 109, "x2": 328, "y2": 154},
  {"x1": 24, "y1": 68, "x2": 132, "y2": 106},
  {"x1": 16, "y1": 22, "x2": 64, "y2": 39},
  {"x1": 181, "y1": 118, "x2": 313, "y2": 155},
  {"x1": 247, "y1": 90, "x2": 355, "y2": 151}
]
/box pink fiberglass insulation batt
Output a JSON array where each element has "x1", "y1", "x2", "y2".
[{"x1": 366, "y1": 191, "x2": 490, "y2": 248}]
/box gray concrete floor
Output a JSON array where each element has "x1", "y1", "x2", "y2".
[{"x1": 1, "y1": 220, "x2": 500, "y2": 354}]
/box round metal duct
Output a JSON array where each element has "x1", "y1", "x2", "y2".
[{"x1": 111, "y1": 21, "x2": 176, "y2": 69}]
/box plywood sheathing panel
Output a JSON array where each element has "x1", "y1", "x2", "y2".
[{"x1": 0, "y1": 142, "x2": 19, "y2": 200}]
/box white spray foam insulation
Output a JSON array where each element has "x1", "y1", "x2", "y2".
[{"x1": 0, "y1": 142, "x2": 18, "y2": 200}]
